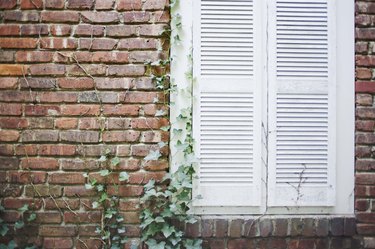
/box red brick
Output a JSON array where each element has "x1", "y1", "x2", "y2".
[
  {"x1": 41, "y1": 11, "x2": 80, "y2": 23},
  {"x1": 66, "y1": 64, "x2": 107, "y2": 76},
  {"x1": 60, "y1": 158, "x2": 99, "y2": 171},
  {"x1": 74, "y1": 25, "x2": 105, "y2": 36},
  {"x1": 50, "y1": 25, "x2": 72, "y2": 36},
  {"x1": 39, "y1": 226, "x2": 77, "y2": 237},
  {"x1": 21, "y1": 130, "x2": 59, "y2": 142},
  {"x1": 0, "y1": 157, "x2": 19, "y2": 169},
  {"x1": 357, "y1": 68, "x2": 373, "y2": 80},
  {"x1": 358, "y1": 224, "x2": 375, "y2": 235},
  {"x1": 96, "y1": 0, "x2": 114, "y2": 10},
  {"x1": 143, "y1": 160, "x2": 168, "y2": 171},
  {"x1": 45, "y1": 0, "x2": 65, "y2": 9},
  {"x1": 0, "y1": 103, "x2": 22, "y2": 116},
  {"x1": 55, "y1": 118, "x2": 78, "y2": 129},
  {"x1": 108, "y1": 65, "x2": 146, "y2": 76},
  {"x1": 118, "y1": 38, "x2": 159, "y2": 50},
  {"x1": 57, "y1": 78, "x2": 94, "y2": 89},
  {"x1": 81, "y1": 11, "x2": 119, "y2": 23},
  {"x1": 143, "y1": 0, "x2": 168, "y2": 10},
  {"x1": 0, "y1": 0, "x2": 16, "y2": 9},
  {"x1": 20, "y1": 78, "x2": 57, "y2": 89},
  {"x1": 102, "y1": 131, "x2": 140, "y2": 142},
  {"x1": 44, "y1": 198, "x2": 80, "y2": 210},
  {"x1": 357, "y1": 213, "x2": 375, "y2": 223},
  {"x1": 16, "y1": 51, "x2": 53, "y2": 63},
  {"x1": 67, "y1": 0, "x2": 94, "y2": 9},
  {"x1": 0, "y1": 130, "x2": 19, "y2": 142},
  {"x1": 64, "y1": 211, "x2": 101, "y2": 224},
  {"x1": 21, "y1": 158, "x2": 59, "y2": 170},
  {"x1": 8, "y1": 171, "x2": 46, "y2": 184},
  {"x1": 138, "y1": 24, "x2": 167, "y2": 36},
  {"x1": 61, "y1": 104, "x2": 101, "y2": 116},
  {"x1": 0, "y1": 78, "x2": 18, "y2": 89},
  {"x1": 356, "y1": 93, "x2": 373, "y2": 106},
  {"x1": 356, "y1": 173, "x2": 375, "y2": 185},
  {"x1": 64, "y1": 186, "x2": 96, "y2": 197},
  {"x1": 106, "y1": 25, "x2": 136, "y2": 37},
  {"x1": 117, "y1": 0, "x2": 142, "y2": 10},
  {"x1": 38, "y1": 92, "x2": 78, "y2": 103},
  {"x1": 123, "y1": 11, "x2": 151, "y2": 23},
  {"x1": 40, "y1": 38, "x2": 78, "y2": 49},
  {"x1": 25, "y1": 105, "x2": 60, "y2": 116},
  {"x1": 0, "y1": 38, "x2": 38, "y2": 48},
  {"x1": 29, "y1": 64, "x2": 65, "y2": 76},
  {"x1": 3, "y1": 198, "x2": 43, "y2": 209},
  {"x1": 95, "y1": 78, "x2": 134, "y2": 89},
  {"x1": 0, "y1": 118, "x2": 28, "y2": 129},
  {"x1": 49, "y1": 173, "x2": 85, "y2": 184},
  {"x1": 79, "y1": 38, "x2": 118, "y2": 50},
  {"x1": 91, "y1": 51, "x2": 129, "y2": 63},
  {"x1": 60, "y1": 131, "x2": 100, "y2": 143},
  {"x1": 39, "y1": 145, "x2": 76, "y2": 156},
  {"x1": 21, "y1": 24, "x2": 47, "y2": 36},
  {"x1": 0, "y1": 64, "x2": 27, "y2": 76},
  {"x1": 107, "y1": 185, "x2": 143, "y2": 197},
  {"x1": 0, "y1": 24, "x2": 20, "y2": 35},
  {"x1": 103, "y1": 104, "x2": 140, "y2": 116},
  {"x1": 3, "y1": 11, "x2": 40, "y2": 22},
  {"x1": 20, "y1": 0, "x2": 43, "y2": 9},
  {"x1": 15, "y1": 145, "x2": 38, "y2": 156}
]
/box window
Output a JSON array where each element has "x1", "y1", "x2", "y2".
[{"x1": 171, "y1": 0, "x2": 354, "y2": 215}]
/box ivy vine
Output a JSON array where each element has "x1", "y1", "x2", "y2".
[{"x1": 140, "y1": 0, "x2": 202, "y2": 248}]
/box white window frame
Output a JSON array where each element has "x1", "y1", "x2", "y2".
[{"x1": 170, "y1": 0, "x2": 354, "y2": 215}]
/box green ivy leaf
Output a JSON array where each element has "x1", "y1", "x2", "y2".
[
  {"x1": 27, "y1": 213, "x2": 36, "y2": 222},
  {"x1": 144, "y1": 150, "x2": 161, "y2": 161},
  {"x1": 155, "y1": 109, "x2": 166, "y2": 117},
  {"x1": 14, "y1": 220, "x2": 25, "y2": 230},
  {"x1": 18, "y1": 204, "x2": 29, "y2": 214},
  {"x1": 85, "y1": 183, "x2": 94, "y2": 190},
  {"x1": 160, "y1": 126, "x2": 170, "y2": 131},
  {"x1": 161, "y1": 225, "x2": 175, "y2": 238},
  {"x1": 98, "y1": 155, "x2": 107, "y2": 162},
  {"x1": 119, "y1": 172, "x2": 129, "y2": 182},
  {"x1": 145, "y1": 239, "x2": 165, "y2": 249},
  {"x1": 96, "y1": 184, "x2": 104, "y2": 192},
  {"x1": 0, "y1": 224, "x2": 9, "y2": 236},
  {"x1": 111, "y1": 157, "x2": 121, "y2": 166},
  {"x1": 92, "y1": 201, "x2": 99, "y2": 209},
  {"x1": 99, "y1": 169, "x2": 110, "y2": 176}
]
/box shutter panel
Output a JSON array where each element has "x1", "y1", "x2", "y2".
[
  {"x1": 268, "y1": 0, "x2": 336, "y2": 206},
  {"x1": 193, "y1": 0, "x2": 262, "y2": 207}
]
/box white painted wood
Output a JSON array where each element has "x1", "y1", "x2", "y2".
[
  {"x1": 268, "y1": 0, "x2": 336, "y2": 207},
  {"x1": 192, "y1": 0, "x2": 262, "y2": 207}
]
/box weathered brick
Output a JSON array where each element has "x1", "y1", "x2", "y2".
[
  {"x1": 0, "y1": 130, "x2": 19, "y2": 142},
  {"x1": 29, "y1": 64, "x2": 66, "y2": 76},
  {"x1": 39, "y1": 145, "x2": 76, "y2": 156},
  {"x1": 0, "y1": 103, "x2": 22, "y2": 116},
  {"x1": 41, "y1": 11, "x2": 80, "y2": 23},
  {"x1": 16, "y1": 51, "x2": 53, "y2": 63},
  {"x1": 60, "y1": 131, "x2": 100, "y2": 143},
  {"x1": 39, "y1": 226, "x2": 77, "y2": 237},
  {"x1": 0, "y1": 64, "x2": 27, "y2": 76},
  {"x1": 20, "y1": 0, "x2": 43, "y2": 9},
  {"x1": 21, "y1": 158, "x2": 59, "y2": 170},
  {"x1": 8, "y1": 171, "x2": 46, "y2": 184},
  {"x1": 81, "y1": 12, "x2": 119, "y2": 24},
  {"x1": 0, "y1": 24, "x2": 20, "y2": 35},
  {"x1": 74, "y1": 25, "x2": 105, "y2": 36},
  {"x1": 25, "y1": 185, "x2": 62, "y2": 197},
  {"x1": 40, "y1": 38, "x2": 78, "y2": 50},
  {"x1": 117, "y1": 0, "x2": 142, "y2": 11},
  {"x1": 96, "y1": 0, "x2": 115, "y2": 10},
  {"x1": 3, "y1": 11, "x2": 40, "y2": 22},
  {"x1": 45, "y1": 0, "x2": 65, "y2": 9},
  {"x1": 102, "y1": 131, "x2": 140, "y2": 142},
  {"x1": 43, "y1": 238, "x2": 73, "y2": 249},
  {"x1": 49, "y1": 173, "x2": 86, "y2": 184},
  {"x1": 55, "y1": 118, "x2": 78, "y2": 129},
  {"x1": 61, "y1": 104, "x2": 101, "y2": 116},
  {"x1": 0, "y1": 0, "x2": 16, "y2": 9},
  {"x1": 67, "y1": 0, "x2": 94, "y2": 9},
  {"x1": 57, "y1": 78, "x2": 94, "y2": 89},
  {"x1": 50, "y1": 25, "x2": 72, "y2": 36}
]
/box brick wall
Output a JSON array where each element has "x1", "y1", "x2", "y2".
[
  {"x1": 0, "y1": 0, "x2": 170, "y2": 248},
  {"x1": 356, "y1": 1, "x2": 375, "y2": 249},
  {"x1": 0, "y1": 0, "x2": 374, "y2": 248}
]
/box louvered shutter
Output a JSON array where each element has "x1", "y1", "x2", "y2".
[
  {"x1": 268, "y1": 0, "x2": 336, "y2": 206},
  {"x1": 192, "y1": 0, "x2": 262, "y2": 207}
]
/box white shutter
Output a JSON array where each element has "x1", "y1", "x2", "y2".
[
  {"x1": 193, "y1": 0, "x2": 262, "y2": 207},
  {"x1": 268, "y1": 0, "x2": 336, "y2": 206}
]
